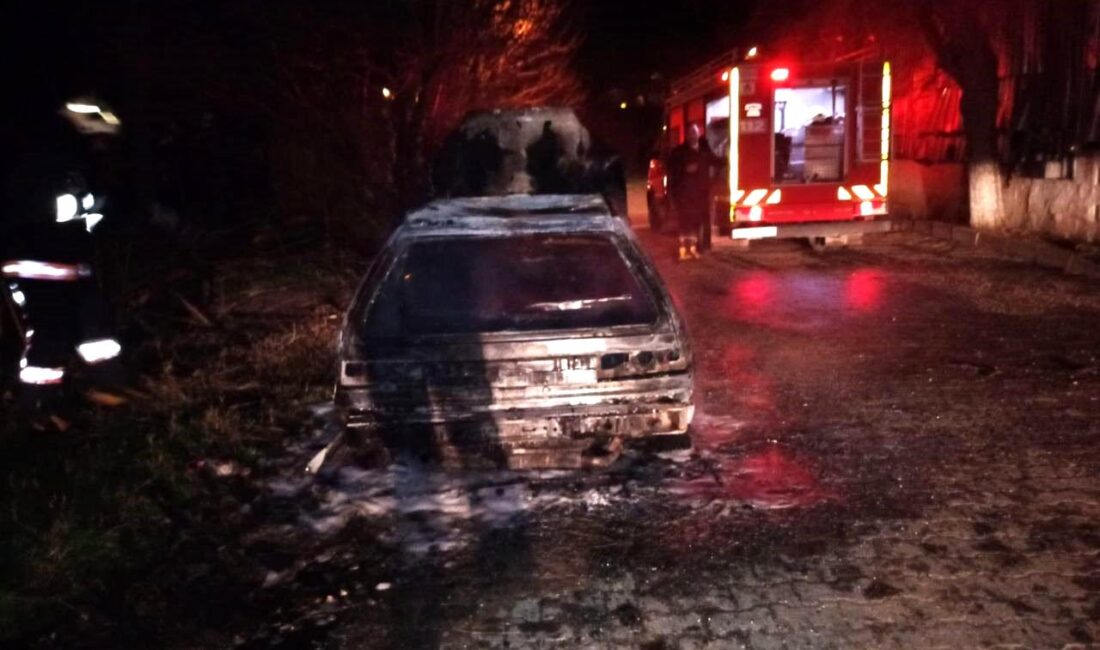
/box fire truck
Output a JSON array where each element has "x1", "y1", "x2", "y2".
[{"x1": 648, "y1": 48, "x2": 893, "y2": 246}]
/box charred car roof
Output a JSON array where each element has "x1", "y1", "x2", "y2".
[{"x1": 401, "y1": 194, "x2": 622, "y2": 237}]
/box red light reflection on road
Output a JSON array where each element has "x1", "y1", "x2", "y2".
[
  {"x1": 845, "y1": 269, "x2": 884, "y2": 312},
  {"x1": 734, "y1": 273, "x2": 774, "y2": 311},
  {"x1": 725, "y1": 269, "x2": 888, "y2": 331}
]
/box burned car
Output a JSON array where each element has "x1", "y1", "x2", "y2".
[{"x1": 335, "y1": 194, "x2": 693, "y2": 468}]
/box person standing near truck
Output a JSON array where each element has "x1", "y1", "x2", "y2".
[{"x1": 666, "y1": 123, "x2": 716, "y2": 260}]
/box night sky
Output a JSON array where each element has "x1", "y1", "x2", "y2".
[{"x1": 577, "y1": 0, "x2": 760, "y2": 91}]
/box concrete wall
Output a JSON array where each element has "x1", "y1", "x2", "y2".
[
  {"x1": 890, "y1": 157, "x2": 1100, "y2": 243},
  {"x1": 889, "y1": 160, "x2": 968, "y2": 223}
]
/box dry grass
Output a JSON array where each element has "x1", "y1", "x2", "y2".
[{"x1": 0, "y1": 247, "x2": 365, "y2": 645}]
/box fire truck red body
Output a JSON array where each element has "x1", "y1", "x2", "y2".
[{"x1": 649, "y1": 50, "x2": 893, "y2": 242}]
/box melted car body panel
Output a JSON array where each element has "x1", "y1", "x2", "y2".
[{"x1": 335, "y1": 194, "x2": 693, "y2": 468}]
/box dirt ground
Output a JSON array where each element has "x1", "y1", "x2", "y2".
[
  {"x1": 249, "y1": 231, "x2": 1100, "y2": 649},
  {"x1": 5, "y1": 229, "x2": 1099, "y2": 649}
]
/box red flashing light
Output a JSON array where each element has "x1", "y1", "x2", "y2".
[{"x1": 770, "y1": 68, "x2": 790, "y2": 82}]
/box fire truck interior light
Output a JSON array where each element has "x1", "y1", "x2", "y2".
[
  {"x1": 770, "y1": 68, "x2": 790, "y2": 82},
  {"x1": 82, "y1": 193, "x2": 95, "y2": 210}
]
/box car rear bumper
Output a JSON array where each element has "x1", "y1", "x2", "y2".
[{"x1": 336, "y1": 382, "x2": 694, "y2": 468}]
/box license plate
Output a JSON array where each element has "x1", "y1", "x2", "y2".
[{"x1": 560, "y1": 368, "x2": 597, "y2": 385}]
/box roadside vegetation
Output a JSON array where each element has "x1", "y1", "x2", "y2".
[{"x1": 0, "y1": 244, "x2": 362, "y2": 646}]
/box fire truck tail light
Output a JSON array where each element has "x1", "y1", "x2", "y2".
[
  {"x1": 765, "y1": 189, "x2": 782, "y2": 205},
  {"x1": 851, "y1": 185, "x2": 875, "y2": 201},
  {"x1": 837, "y1": 187, "x2": 853, "y2": 201},
  {"x1": 742, "y1": 189, "x2": 769, "y2": 207},
  {"x1": 770, "y1": 68, "x2": 790, "y2": 82}
]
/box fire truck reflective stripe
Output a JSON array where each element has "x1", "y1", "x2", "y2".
[
  {"x1": 765, "y1": 189, "x2": 782, "y2": 205},
  {"x1": 743, "y1": 189, "x2": 769, "y2": 207},
  {"x1": 732, "y1": 226, "x2": 778, "y2": 240},
  {"x1": 1, "y1": 260, "x2": 92, "y2": 281},
  {"x1": 728, "y1": 66, "x2": 740, "y2": 214},
  {"x1": 879, "y1": 61, "x2": 892, "y2": 197},
  {"x1": 851, "y1": 185, "x2": 875, "y2": 201},
  {"x1": 860, "y1": 201, "x2": 888, "y2": 217},
  {"x1": 837, "y1": 186, "x2": 853, "y2": 201},
  {"x1": 748, "y1": 206, "x2": 764, "y2": 221},
  {"x1": 19, "y1": 365, "x2": 65, "y2": 385},
  {"x1": 56, "y1": 194, "x2": 79, "y2": 222},
  {"x1": 77, "y1": 338, "x2": 122, "y2": 364}
]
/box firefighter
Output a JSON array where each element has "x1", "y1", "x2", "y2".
[
  {"x1": 666, "y1": 123, "x2": 717, "y2": 260},
  {"x1": 1, "y1": 98, "x2": 125, "y2": 426}
]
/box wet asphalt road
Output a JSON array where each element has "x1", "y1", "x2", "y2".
[{"x1": 264, "y1": 230, "x2": 1100, "y2": 649}]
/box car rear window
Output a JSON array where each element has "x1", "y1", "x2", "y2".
[{"x1": 362, "y1": 234, "x2": 660, "y2": 336}]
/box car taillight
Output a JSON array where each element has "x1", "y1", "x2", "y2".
[{"x1": 597, "y1": 349, "x2": 687, "y2": 381}]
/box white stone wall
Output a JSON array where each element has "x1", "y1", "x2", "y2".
[
  {"x1": 1002, "y1": 156, "x2": 1100, "y2": 243},
  {"x1": 890, "y1": 157, "x2": 1100, "y2": 243}
]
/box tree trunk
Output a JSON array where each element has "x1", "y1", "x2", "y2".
[
  {"x1": 958, "y1": 25, "x2": 1006, "y2": 230},
  {"x1": 962, "y1": 66, "x2": 1005, "y2": 229},
  {"x1": 967, "y1": 160, "x2": 1005, "y2": 229},
  {"x1": 919, "y1": 4, "x2": 1008, "y2": 229}
]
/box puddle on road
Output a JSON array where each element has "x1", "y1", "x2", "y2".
[{"x1": 264, "y1": 407, "x2": 837, "y2": 556}]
